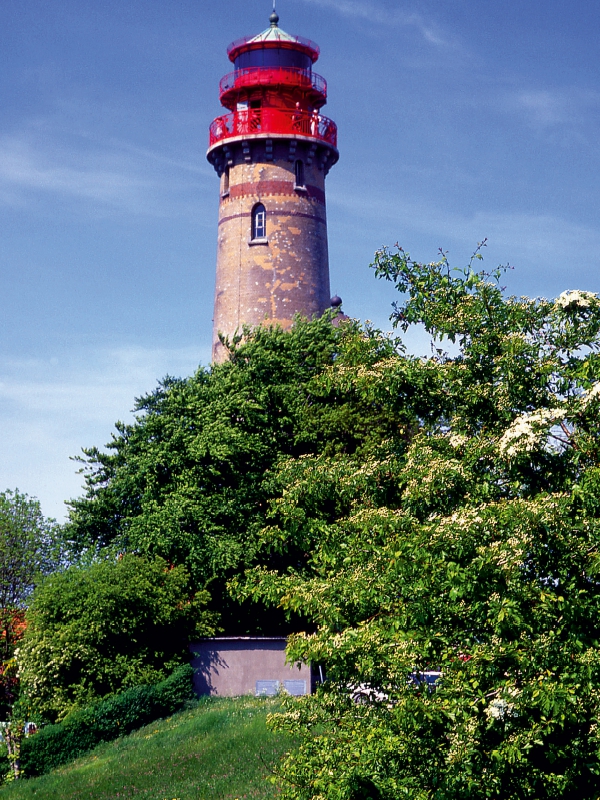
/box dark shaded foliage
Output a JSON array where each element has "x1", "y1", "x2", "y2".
[
  {"x1": 65, "y1": 316, "x2": 412, "y2": 634},
  {"x1": 19, "y1": 664, "x2": 193, "y2": 778}
]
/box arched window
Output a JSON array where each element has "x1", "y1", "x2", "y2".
[
  {"x1": 252, "y1": 203, "x2": 266, "y2": 240},
  {"x1": 294, "y1": 159, "x2": 305, "y2": 188}
]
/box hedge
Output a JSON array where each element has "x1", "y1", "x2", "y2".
[{"x1": 19, "y1": 663, "x2": 194, "y2": 777}]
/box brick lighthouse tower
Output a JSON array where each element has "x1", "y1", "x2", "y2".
[{"x1": 207, "y1": 7, "x2": 339, "y2": 362}]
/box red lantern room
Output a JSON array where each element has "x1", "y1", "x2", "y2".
[
  {"x1": 207, "y1": 8, "x2": 339, "y2": 362},
  {"x1": 208, "y1": 9, "x2": 337, "y2": 153}
]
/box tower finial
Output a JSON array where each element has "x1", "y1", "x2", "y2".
[{"x1": 270, "y1": 1, "x2": 279, "y2": 27}]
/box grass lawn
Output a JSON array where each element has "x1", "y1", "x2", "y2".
[{"x1": 0, "y1": 696, "x2": 296, "y2": 800}]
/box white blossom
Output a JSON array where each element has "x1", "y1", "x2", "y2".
[
  {"x1": 580, "y1": 382, "x2": 600, "y2": 409},
  {"x1": 555, "y1": 290, "x2": 598, "y2": 309},
  {"x1": 486, "y1": 697, "x2": 518, "y2": 721},
  {"x1": 448, "y1": 433, "x2": 468, "y2": 449},
  {"x1": 499, "y1": 408, "x2": 564, "y2": 458}
]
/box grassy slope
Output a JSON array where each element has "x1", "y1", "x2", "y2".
[{"x1": 0, "y1": 696, "x2": 296, "y2": 800}]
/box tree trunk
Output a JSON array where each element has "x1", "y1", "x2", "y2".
[{"x1": 5, "y1": 723, "x2": 21, "y2": 780}]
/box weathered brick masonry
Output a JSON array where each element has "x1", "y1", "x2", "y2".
[
  {"x1": 211, "y1": 140, "x2": 334, "y2": 361},
  {"x1": 207, "y1": 12, "x2": 339, "y2": 362}
]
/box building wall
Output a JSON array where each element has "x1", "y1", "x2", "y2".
[
  {"x1": 189, "y1": 637, "x2": 313, "y2": 697},
  {"x1": 211, "y1": 137, "x2": 335, "y2": 362}
]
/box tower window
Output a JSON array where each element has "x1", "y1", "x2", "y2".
[
  {"x1": 221, "y1": 167, "x2": 230, "y2": 197},
  {"x1": 252, "y1": 203, "x2": 267, "y2": 240},
  {"x1": 294, "y1": 159, "x2": 305, "y2": 188}
]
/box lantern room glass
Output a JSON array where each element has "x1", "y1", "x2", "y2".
[{"x1": 234, "y1": 48, "x2": 312, "y2": 72}]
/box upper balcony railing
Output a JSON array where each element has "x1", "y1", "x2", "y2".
[
  {"x1": 227, "y1": 34, "x2": 319, "y2": 59},
  {"x1": 209, "y1": 108, "x2": 337, "y2": 148},
  {"x1": 219, "y1": 67, "x2": 327, "y2": 102}
]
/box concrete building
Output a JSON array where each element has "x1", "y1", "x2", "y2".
[
  {"x1": 207, "y1": 8, "x2": 339, "y2": 362},
  {"x1": 190, "y1": 638, "x2": 313, "y2": 697}
]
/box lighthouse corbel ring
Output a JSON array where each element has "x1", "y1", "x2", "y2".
[{"x1": 208, "y1": 10, "x2": 339, "y2": 362}]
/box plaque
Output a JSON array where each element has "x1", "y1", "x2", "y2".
[
  {"x1": 256, "y1": 679, "x2": 280, "y2": 696},
  {"x1": 284, "y1": 679, "x2": 307, "y2": 696}
]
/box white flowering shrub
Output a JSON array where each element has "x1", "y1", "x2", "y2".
[{"x1": 240, "y1": 247, "x2": 600, "y2": 800}]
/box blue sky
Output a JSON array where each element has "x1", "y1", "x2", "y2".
[{"x1": 1, "y1": 0, "x2": 599, "y2": 520}]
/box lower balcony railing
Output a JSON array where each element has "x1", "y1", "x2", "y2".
[{"x1": 209, "y1": 108, "x2": 337, "y2": 148}]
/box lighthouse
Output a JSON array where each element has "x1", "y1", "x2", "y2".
[{"x1": 207, "y1": 8, "x2": 339, "y2": 362}]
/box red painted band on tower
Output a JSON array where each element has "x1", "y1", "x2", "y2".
[
  {"x1": 218, "y1": 210, "x2": 327, "y2": 226},
  {"x1": 223, "y1": 180, "x2": 325, "y2": 205}
]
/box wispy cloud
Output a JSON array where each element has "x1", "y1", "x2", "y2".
[
  {"x1": 0, "y1": 346, "x2": 208, "y2": 417},
  {"x1": 298, "y1": 0, "x2": 455, "y2": 48},
  {"x1": 0, "y1": 124, "x2": 213, "y2": 217},
  {"x1": 514, "y1": 90, "x2": 572, "y2": 126},
  {"x1": 0, "y1": 345, "x2": 209, "y2": 520},
  {"x1": 329, "y1": 187, "x2": 600, "y2": 291},
  {"x1": 501, "y1": 87, "x2": 600, "y2": 128},
  {"x1": 106, "y1": 138, "x2": 210, "y2": 177},
  {"x1": 439, "y1": 210, "x2": 600, "y2": 280},
  {"x1": 0, "y1": 136, "x2": 152, "y2": 207}
]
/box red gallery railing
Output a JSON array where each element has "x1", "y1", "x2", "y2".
[
  {"x1": 219, "y1": 67, "x2": 327, "y2": 101},
  {"x1": 209, "y1": 108, "x2": 337, "y2": 148}
]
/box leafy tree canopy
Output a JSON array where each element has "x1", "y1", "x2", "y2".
[
  {"x1": 53, "y1": 243, "x2": 600, "y2": 796},
  {"x1": 17, "y1": 554, "x2": 213, "y2": 722},
  {"x1": 235, "y1": 247, "x2": 600, "y2": 799},
  {"x1": 65, "y1": 315, "x2": 412, "y2": 633},
  {"x1": 0, "y1": 489, "x2": 60, "y2": 720}
]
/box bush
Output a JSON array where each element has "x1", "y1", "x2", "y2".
[
  {"x1": 19, "y1": 663, "x2": 194, "y2": 778},
  {"x1": 250, "y1": 252, "x2": 600, "y2": 798},
  {"x1": 0, "y1": 747, "x2": 7, "y2": 783},
  {"x1": 18, "y1": 554, "x2": 212, "y2": 722}
]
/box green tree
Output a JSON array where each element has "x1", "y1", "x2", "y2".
[
  {"x1": 239, "y1": 248, "x2": 600, "y2": 799},
  {"x1": 17, "y1": 554, "x2": 213, "y2": 722},
  {"x1": 0, "y1": 490, "x2": 59, "y2": 721},
  {"x1": 65, "y1": 315, "x2": 406, "y2": 634}
]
